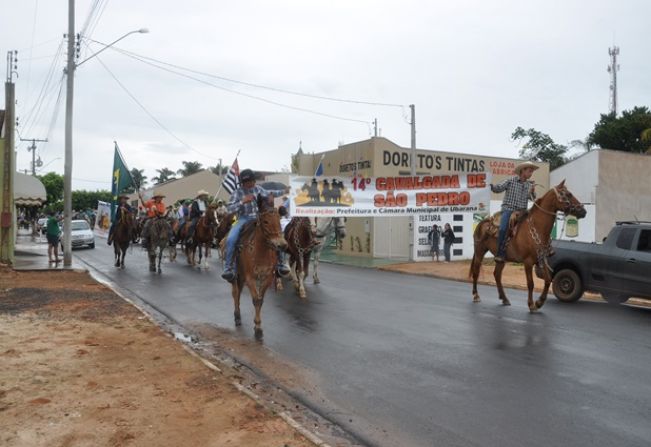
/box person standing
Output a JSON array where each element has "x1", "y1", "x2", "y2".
[
  {"x1": 427, "y1": 224, "x2": 441, "y2": 262},
  {"x1": 490, "y1": 161, "x2": 538, "y2": 262},
  {"x1": 442, "y1": 223, "x2": 455, "y2": 263},
  {"x1": 45, "y1": 211, "x2": 61, "y2": 263}
]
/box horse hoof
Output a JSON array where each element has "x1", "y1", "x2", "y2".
[
  {"x1": 313, "y1": 278, "x2": 320, "y2": 285},
  {"x1": 535, "y1": 300, "x2": 544, "y2": 309},
  {"x1": 472, "y1": 295, "x2": 481, "y2": 303},
  {"x1": 157, "y1": 268, "x2": 162, "y2": 274},
  {"x1": 254, "y1": 328, "x2": 263, "y2": 340},
  {"x1": 114, "y1": 262, "x2": 120, "y2": 267},
  {"x1": 149, "y1": 266, "x2": 156, "y2": 272},
  {"x1": 501, "y1": 299, "x2": 511, "y2": 306}
]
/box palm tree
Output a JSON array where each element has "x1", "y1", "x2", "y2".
[
  {"x1": 152, "y1": 167, "x2": 176, "y2": 184},
  {"x1": 124, "y1": 168, "x2": 147, "y2": 193},
  {"x1": 177, "y1": 161, "x2": 203, "y2": 177}
]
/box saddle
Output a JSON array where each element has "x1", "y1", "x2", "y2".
[{"x1": 487, "y1": 210, "x2": 528, "y2": 239}]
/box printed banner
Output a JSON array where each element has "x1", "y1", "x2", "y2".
[
  {"x1": 289, "y1": 173, "x2": 491, "y2": 217},
  {"x1": 95, "y1": 200, "x2": 111, "y2": 236}
]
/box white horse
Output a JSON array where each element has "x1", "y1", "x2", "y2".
[{"x1": 311, "y1": 217, "x2": 347, "y2": 284}]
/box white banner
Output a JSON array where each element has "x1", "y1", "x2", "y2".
[
  {"x1": 289, "y1": 174, "x2": 491, "y2": 217},
  {"x1": 95, "y1": 200, "x2": 111, "y2": 236}
]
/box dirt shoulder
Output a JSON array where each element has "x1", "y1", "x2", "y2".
[{"x1": 0, "y1": 268, "x2": 314, "y2": 447}]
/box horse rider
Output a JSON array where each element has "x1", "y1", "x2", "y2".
[
  {"x1": 140, "y1": 191, "x2": 167, "y2": 249},
  {"x1": 490, "y1": 161, "x2": 538, "y2": 263},
  {"x1": 221, "y1": 169, "x2": 290, "y2": 282},
  {"x1": 107, "y1": 194, "x2": 133, "y2": 246},
  {"x1": 215, "y1": 199, "x2": 228, "y2": 220},
  {"x1": 185, "y1": 190, "x2": 210, "y2": 245}
]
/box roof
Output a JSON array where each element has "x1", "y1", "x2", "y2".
[{"x1": 14, "y1": 172, "x2": 47, "y2": 206}]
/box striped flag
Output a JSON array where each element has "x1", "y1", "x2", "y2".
[{"x1": 222, "y1": 158, "x2": 240, "y2": 195}]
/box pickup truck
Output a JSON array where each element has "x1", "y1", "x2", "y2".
[{"x1": 550, "y1": 222, "x2": 651, "y2": 304}]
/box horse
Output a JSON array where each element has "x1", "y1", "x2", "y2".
[
  {"x1": 215, "y1": 212, "x2": 235, "y2": 260},
  {"x1": 469, "y1": 180, "x2": 586, "y2": 312},
  {"x1": 280, "y1": 217, "x2": 318, "y2": 299},
  {"x1": 167, "y1": 216, "x2": 180, "y2": 262},
  {"x1": 113, "y1": 210, "x2": 135, "y2": 269},
  {"x1": 311, "y1": 216, "x2": 347, "y2": 284},
  {"x1": 230, "y1": 195, "x2": 287, "y2": 339},
  {"x1": 147, "y1": 217, "x2": 172, "y2": 273},
  {"x1": 182, "y1": 204, "x2": 217, "y2": 269}
]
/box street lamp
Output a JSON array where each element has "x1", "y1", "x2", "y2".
[{"x1": 63, "y1": 0, "x2": 148, "y2": 266}]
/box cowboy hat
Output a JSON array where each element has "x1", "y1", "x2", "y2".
[
  {"x1": 196, "y1": 189, "x2": 210, "y2": 198},
  {"x1": 152, "y1": 191, "x2": 166, "y2": 198},
  {"x1": 117, "y1": 193, "x2": 130, "y2": 200},
  {"x1": 514, "y1": 161, "x2": 539, "y2": 175}
]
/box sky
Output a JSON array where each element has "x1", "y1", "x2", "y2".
[{"x1": 2, "y1": 0, "x2": 649, "y2": 191}]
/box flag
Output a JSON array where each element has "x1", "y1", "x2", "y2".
[
  {"x1": 111, "y1": 142, "x2": 134, "y2": 218},
  {"x1": 314, "y1": 155, "x2": 324, "y2": 176},
  {"x1": 222, "y1": 158, "x2": 240, "y2": 195}
]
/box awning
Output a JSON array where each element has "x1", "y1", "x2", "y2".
[{"x1": 14, "y1": 172, "x2": 47, "y2": 206}]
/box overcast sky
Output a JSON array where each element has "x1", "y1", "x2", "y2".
[{"x1": 2, "y1": 0, "x2": 649, "y2": 190}]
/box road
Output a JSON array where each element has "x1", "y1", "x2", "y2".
[{"x1": 75, "y1": 243, "x2": 651, "y2": 447}]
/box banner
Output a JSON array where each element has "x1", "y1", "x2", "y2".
[
  {"x1": 95, "y1": 200, "x2": 111, "y2": 237},
  {"x1": 289, "y1": 173, "x2": 491, "y2": 217}
]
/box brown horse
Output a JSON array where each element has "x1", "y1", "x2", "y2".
[
  {"x1": 147, "y1": 217, "x2": 172, "y2": 273},
  {"x1": 113, "y1": 210, "x2": 135, "y2": 269},
  {"x1": 231, "y1": 196, "x2": 287, "y2": 339},
  {"x1": 182, "y1": 204, "x2": 217, "y2": 268},
  {"x1": 470, "y1": 180, "x2": 586, "y2": 312},
  {"x1": 280, "y1": 217, "x2": 318, "y2": 299}
]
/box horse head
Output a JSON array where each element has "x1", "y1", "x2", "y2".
[
  {"x1": 256, "y1": 194, "x2": 287, "y2": 250},
  {"x1": 551, "y1": 180, "x2": 586, "y2": 218}
]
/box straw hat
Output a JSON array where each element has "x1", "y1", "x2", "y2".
[
  {"x1": 196, "y1": 189, "x2": 210, "y2": 198},
  {"x1": 514, "y1": 161, "x2": 539, "y2": 175},
  {"x1": 117, "y1": 193, "x2": 130, "y2": 200},
  {"x1": 152, "y1": 191, "x2": 166, "y2": 199}
]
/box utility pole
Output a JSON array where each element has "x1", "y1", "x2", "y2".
[
  {"x1": 373, "y1": 118, "x2": 378, "y2": 137},
  {"x1": 63, "y1": 0, "x2": 75, "y2": 266},
  {"x1": 607, "y1": 46, "x2": 620, "y2": 115},
  {"x1": 409, "y1": 104, "x2": 416, "y2": 261},
  {"x1": 20, "y1": 137, "x2": 47, "y2": 175},
  {"x1": 1, "y1": 51, "x2": 17, "y2": 264}
]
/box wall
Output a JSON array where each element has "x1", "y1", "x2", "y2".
[
  {"x1": 128, "y1": 170, "x2": 224, "y2": 207},
  {"x1": 550, "y1": 150, "x2": 599, "y2": 205}
]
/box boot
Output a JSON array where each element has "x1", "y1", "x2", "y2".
[{"x1": 107, "y1": 233, "x2": 113, "y2": 245}]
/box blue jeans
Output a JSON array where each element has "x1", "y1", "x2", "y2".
[
  {"x1": 497, "y1": 210, "x2": 513, "y2": 257},
  {"x1": 224, "y1": 215, "x2": 256, "y2": 272}
]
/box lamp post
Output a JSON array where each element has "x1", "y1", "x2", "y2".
[{"x1": 63, "y1": 0, "x2": 147, "y2": 266}]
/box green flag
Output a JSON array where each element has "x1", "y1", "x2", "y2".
[{"x1": 111, "y1": 142, "x2": 134, "y2": 219}]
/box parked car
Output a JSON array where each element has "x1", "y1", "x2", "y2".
[
  {"x1": 60, "y1": 219, "x2": 95, "y2": 249},
  {"x1": 550, "y1": 221, "x2": 651, "y2": 304}
]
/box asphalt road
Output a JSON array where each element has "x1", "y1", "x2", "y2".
[{"x1": 76, "y1": 243, "x2": 651, "y2": 447}]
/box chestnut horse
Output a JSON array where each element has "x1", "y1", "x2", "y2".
[
  {"x1": 281, "y1": 217, "x2": 319, "y2": 299},
  {"x1": 230, "y1": 196, "x2": 287, "y2": 339},
  {"x1": 470, "y1": 180, "x2": 586, "y2": 312},
  {"x1": 181, "y1": 204, "x2": 217, "y2": 268},
  {"x1": 215, "y1": 212, "x2": 235, "y2": 261},
  {"x1": 113, "y1": 210, "x2": 135, "y2": 269}
]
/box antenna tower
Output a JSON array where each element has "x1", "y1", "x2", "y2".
[{"x1": 607, "y1": 46, "x2": 620, "y2": 115}]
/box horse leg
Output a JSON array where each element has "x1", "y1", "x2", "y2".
[
  {"x1": 232, "y1": 279, "x2": 242, "y2": 326},
  {"x1": 524, "y1": 263, "x2": 536, "y2": 312},
  {"x1": 245, "y1": 277, "x2": 264, "y2": 339},
  {"x1": 148, "y1": 251, "x2": 156, "y2": 272},
  {"x1": 535, "y1": 268, "x2": 553, "y2": 310},
  {"x1": 114, "y1": 245, "x2": 120, "y2": 267},
  {"x1": 312, "y1": 250, "x2": 321, "y2": 284},
  {"x1": 120, "y1": 246, "x2": 126, "y2": 269},
  {"x1": 470, "y1": 249, "x2": 487, "y2": 303},
  {"x1": 157, "y1": 247, "x2": 163, "y2": 274},
  {"x1": 493, "y1": 261, "x2": 510, "y2": 305},
  {"x1": 296, "y1": 257, "x2": 306, "y2": 299}
]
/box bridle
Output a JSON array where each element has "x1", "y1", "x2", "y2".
[{"x1": 532, "y1": 187, "x2": 584, "y2": 217}]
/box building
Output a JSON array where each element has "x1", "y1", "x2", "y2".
[
  {"x1": 295, "y1": 137, "x2": 549, "y2": 261},
  {"x1": 550, "y1": 149, "x2": 651, "y2": 242}
]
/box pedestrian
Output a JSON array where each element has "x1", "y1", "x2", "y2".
[
  {"x1": 442, "y1": 223, "x2": 455, "y2": 262},
  {"x1": 45, "y1": 211, "x2": 61, "y2": 263},
  {"x1": 490, "y1": 161, "x2": 538, "y2": 262},
  {"x1": 427, "y1": 224, "x2": 441, "y2": 262}
]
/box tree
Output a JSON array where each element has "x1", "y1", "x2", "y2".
[
  {"x1": 511, "y1": 127, "x2": 568, "y2": 170},
  {"x1": 37, "y1": 172, "x2": 64, "y2": 205},
  {"x1": 72, "y1": 190, "x2": 113, "y2": 211},
  {"x1": 124, "y1": 168, "x2": 147, "y2": 193},
  {"x1": 177, "y1": 161, "x2": 203, "y2": 177},
  {"x1": 641, "y1": 128, "x2": 651, "y2": 153},
  {"x1": 586, "y1": 106, "x2": 651, "y2": 153},
  {"x1": 152, "y1": 167, "x2": 176, "y2": 184},
  {"x1": 209, "y1": 164, "x2": 228, "y2": 176}
]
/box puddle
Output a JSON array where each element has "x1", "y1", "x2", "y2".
[{"x1": 173, "y1": 332, "x2": 197, "y2": 344}]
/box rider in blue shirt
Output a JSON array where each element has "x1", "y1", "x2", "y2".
[{"x1": 221, "y1": 169, "x2": 289, "y2": 282}]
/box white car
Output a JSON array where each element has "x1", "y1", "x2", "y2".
[
  {"x1": 60, "y1": 219, "x2": 95, "y2": 249},
  {"x1": 37, "y1": 217, "x2": 48, "y2": 234}
]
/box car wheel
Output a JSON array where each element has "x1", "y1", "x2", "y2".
[
  {"x1": 552, "y1": 268, "x2": 583, "y2": 303},
  {"x1": 602, "y1": 292, "x2": 628, "y2": 305},
  {"x1": 89, "y1": 243, "x2": 95, "y2": 249}
]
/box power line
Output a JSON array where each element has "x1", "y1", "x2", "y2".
[
  {"x1": 89, "y1": 38, "x2": 403, "y2": 109},
  {"x1": 89, "y1": 41, "x2": 371, "y2": 127},
  {"x1": 89, "y1": 47, "x2": 220, "y2": 161}
]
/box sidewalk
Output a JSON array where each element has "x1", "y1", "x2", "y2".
[{"x1": 13, "y1": 228, "x2": 80, "y2": 271}]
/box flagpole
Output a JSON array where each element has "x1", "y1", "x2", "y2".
[
  {"x1": 314, "y1": 153, "x2": 325, "y2": 176},
  {"x1": 212, "y1": 149, "x2": 240, "y2": 202}
]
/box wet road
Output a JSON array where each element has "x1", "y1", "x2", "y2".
[{"x1": 76, "y1": 244, "x2": 650, "y2": 447}]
